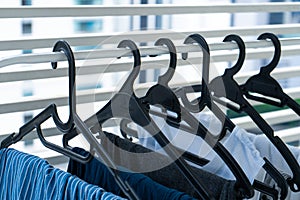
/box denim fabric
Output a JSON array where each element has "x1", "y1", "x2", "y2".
[
  {"x1": 68, "y1": 147, "x2": 197, "y2": 200},
  {"x1": 0, "y1": 148, "x2": 124, "y2": 200}
]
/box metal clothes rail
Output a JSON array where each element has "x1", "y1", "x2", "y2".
[
  {"x1": 0, "y1": 24, "x2": 299, "y2": 51},
  {"x1": 0, "y1": 37, "x2": 299, "y2": 68}
]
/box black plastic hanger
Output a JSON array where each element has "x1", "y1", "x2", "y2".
[
  {"x1": 80, "y1": 39, "x2": 214, "y2": 200},
  {"x1": 242, "y1": 32, "x2": 300, "y2": 115},
  {"x1": 209, "y1": 34, "x2": 246, "y2": 113},
  {"x1": 205, "y1": 34, "x2": 294, "y2": 196},
  {"x1": 179, "y1": 35, "x2": 236, "y2": 139},
  {"x1": 46, "y1": 42, "x2": 139, "y2": 200},
  {"x1": 178, "y1": 34, "x2": 255, "y2": 199},
  {"x1": 210, "y1": 34, "x2": 288, "y2": 199},
  {"x1": 239, "y1": 32, "x2": 300, "y2": 193},
  {"x1": 140, "y1": 38, "x2": 181, "y2": 123},
  {"x1": 0, "y1": 40, "x2": 92, "y2": 164}
]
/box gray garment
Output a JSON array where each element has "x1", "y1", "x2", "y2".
[{"x1": 100, "y1": 131, "x2": 238, "y2": 200}]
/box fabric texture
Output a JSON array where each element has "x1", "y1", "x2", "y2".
[
  {"x1": 67, "y1": 147, "x2": 197, "y2": 200},
  {"x1": 246, "y1": 131, "x2": 300, "y2": 178},
  {"x1": 100, "y1": 131, "x2": 238, "y2": 200},
  {"x1": 0, "y1": 148, "x2": 124, "y2": 200},
  {"x1": 137, "y1": 111, "x2": 300, "y2": 199},
  {"x1": 137, "y1": 112, "x2": 265, "y2": 183},
  {"x1": 245, "y1": 132, "x2": 300, "y2": 200}
]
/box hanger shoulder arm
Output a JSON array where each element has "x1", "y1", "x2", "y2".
[{"x1": 1, "y1": 104, "x2": 56, "y2": 148}]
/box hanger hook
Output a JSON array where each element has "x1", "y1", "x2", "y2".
[
  {"x1": 182, "y1": 34, "x2": 210, "y2": 86},
  {"x1": 257, "y1": 32, "x2": 281, "y2": 75},
  {"x1": 154, "y1": 38, "x2": 177, "y2": 86},
  {"x1": 51, "y1": 40, "x2": 76, "y2": 130},
  {"x1": 223, "y1": 34, "x2": 246, "y2": 77},
  {"x1": 117, "y1": 40, "x2": 141, "y2": 92},
  {"x1": 180, "y1": 34, "x2": 210, "y2": 112}
]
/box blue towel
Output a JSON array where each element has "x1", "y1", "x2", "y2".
[
  {"x1": 68, "y1": 147, "x2": 197, "y2": 200},
  {"x1": 0, "y1": 148, "x2": 125, "y2": 200}
]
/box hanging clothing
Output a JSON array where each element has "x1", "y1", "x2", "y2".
[
  {"x1": 0, "y1": 148, "x2": 124, "y2": 200},
  {"x1": 137, "y1": 111, "x2": 300, "y2": 199},
  {"x1": 137, "y1": 112, "x2": 265, "y2": 183},
  {"x1": 245, "y1": 131, "x2": 300, "y2": 178},
  {"x1": 100, "y1": 131, "x2": 238, "y2": 200},
  {"x1": 245, "y1": 132, "x2": 300, "y2": 200},
  {"x1": 67, "y1": 147, "x2": 197, "y2": 200}
]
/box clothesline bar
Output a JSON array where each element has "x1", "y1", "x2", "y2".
[
  {"x1": 0, "y1": 38, "x2": 299, "y2": 68},
  {"x1": 0, "y1": 24, "x2": 299, "y2": 51}
]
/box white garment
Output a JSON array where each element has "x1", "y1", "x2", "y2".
[
  {"x1": 245, "y1": 132, "x2": 300, "y2": 200},
  {"x1": 246, "y1": 132, "x2": 300, "y2": 177},
  {"x1": 138, "y1": 111, "x2": 265, "y2": 183}
]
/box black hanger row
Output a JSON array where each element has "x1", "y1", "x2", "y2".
[
  {"x1": 42, "y1": 35, "x2": 290, "y2": 199},
  {"x1": 59, "y1": 33, "x2": 297, "y2": 198},
  {"x1": 118, "y1": 36, "x2": 254, "y2": 199},
  {"x1": 175, "y1": 33, "x2": 295, "y2": 196},
  {"x1": 178, "y1": 33, "x2": 287, "y2": 199},
  {"x1": 116, "y1": 35, "x2": 288, "y2": 199},
  {"x1": 2, "y1": 35, "x2": 294, "y2": 199},
  {"x1": 210, "y1": 33, "x2": 300, "y2": 193},
  {"x1": 64, "y1": 39, "x2": 214, "y2": 199}
]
